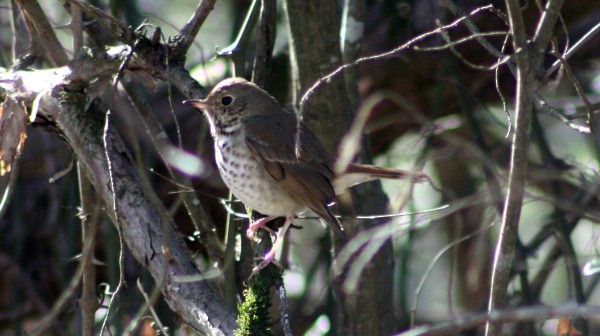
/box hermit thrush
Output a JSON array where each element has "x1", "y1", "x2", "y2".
[{"x1": 184, "y1": 78, "x2": 425, "y2": 270}]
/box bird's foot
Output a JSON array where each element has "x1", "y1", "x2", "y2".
[
  {"x1": 246, "y1": 216, "x2": 275, "y2": 239},
  {"x1": 249, "y1": 215, "x2": 294, "y2": 277},
  {"x1": 250, "y1": 252, "x2": 283, "y2": 277}
]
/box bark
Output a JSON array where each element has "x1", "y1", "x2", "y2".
[
  {"x1": 1, "y1": 55, "x2": 237, "y2": 336},
  {"x1": 284, "y1": 1, "x2": 395, "y2": 334}
]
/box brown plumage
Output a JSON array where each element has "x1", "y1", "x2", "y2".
[{"x1": 184, "y1": 77, "x2": 425, "y2": 271}]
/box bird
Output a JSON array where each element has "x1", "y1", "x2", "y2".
[{"x1": 184, "y1": 77, "x2": 426, "y2": 272}]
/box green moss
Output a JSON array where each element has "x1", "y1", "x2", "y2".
[
  {"x1": 235, "y1": 210, "x2": 285, "y2": 336},
  {"x1": 235, "y1": 264, "x2": 283, "y2": 336}
]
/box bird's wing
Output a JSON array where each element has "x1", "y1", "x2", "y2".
[
  {"x1": 243, "y1": 114, "x2": 333, "y2": 177},
  {"x1": 244, "y1": 115, "x2": 343, "y2": 233}
]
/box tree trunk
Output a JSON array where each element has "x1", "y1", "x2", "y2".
[{"x1": 284, "y1": 1, "x2": 395, "y2": 334}]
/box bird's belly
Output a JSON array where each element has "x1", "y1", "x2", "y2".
[{"x1": 215, "y1": 140, "x2": 305, "y2": 217}]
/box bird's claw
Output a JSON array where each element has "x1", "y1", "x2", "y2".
[
  {"x1": 246, "y1": 216, "x2": 275, "y2": 239},
  {"x1": 250, "y1": 253, "x2": 283, "y2": 277}
]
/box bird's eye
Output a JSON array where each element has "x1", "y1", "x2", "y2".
[{"x1": 221, "y1": 96, "x2": 233, "y2": 106}]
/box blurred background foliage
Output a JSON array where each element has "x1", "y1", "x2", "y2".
[{"x1": 1, "y1": 0, "x2": 600, "y2": 335}]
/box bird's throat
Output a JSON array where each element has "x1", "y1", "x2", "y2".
[{"x1": 208, "y1": 117, "x2": 242, "y2": 137}]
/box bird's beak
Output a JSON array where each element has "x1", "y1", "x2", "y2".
[{"x1": 183, "y1": 99, "x2": 208, "y2": 109}]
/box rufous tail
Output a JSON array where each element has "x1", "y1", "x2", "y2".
[{"x1": 333, "y1": 164, "x2": 428, "y2": 193}]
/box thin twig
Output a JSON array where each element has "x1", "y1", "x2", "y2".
[
  {"x1": 70, "y1": 0, "x2": 133, "y2": 43},
  {"x1": 100, "y1": 49, "x2": 137, "y2": 334},
  {"x1": 546, "y1": 21, "x2": 600, "y2": 78},
  {"x1": 441, "y1": 0, "x2": 588, "y2": 137},
  {"x1": 411, "y1": 219, "x2": 497, "y2": 327},
  {"x1": 15, "y1": 0, "x2": 68, "y2": 66},
  {"x1": 99, "y1": 105, "x2": 126, "y2": 335},
  {"x1": 28, "y1": 165, "x2": 98, "y2": 336},
  {"x1": 173, "y1": 0, "x2": 217, "y2": 56},
  {"x1": 277, "y1": 280, "x2": 293, "y2": 336},
  {"x1": 549, "y1": 49, "x2": 595, "y2": 126},
  {"x1": 439, "y1": 0, "x2": 508, "y2": 60},
  {"x1": 295, "y1": 4, "x2": 497, "y2": 157},
  {"x1": 9, "y1": 0, "x2": 31, "y2": 59},
  {"x1": 534, "y1": 93, "x2": 591, "y2": 133},
  {"x1": 160, "y1": 29, "x2": 184, "y2": 150},
  {"x1": 416, "y1": 30, "x2": 510, "y2": 69},
  {"x1": 70, "y1": 2, "x2": 83, "y2": 60},
  {"x1": 123, "y1": 279, "x2": 170, "y2": 336},
  {"x1": 77, "y1": 164, "x2": 99, "y2": 336},
  {"x1": 397, "y1": 305, "x2": 600, "y2": 336},
  {"x1": 217, "y1": 0, "x2": 260, "y2": 76},
  {"x1": 251, "y1": 0, "x2": 276, "y2": 88}
]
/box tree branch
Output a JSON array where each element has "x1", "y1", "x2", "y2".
[
  {"x1": 485, "y1": 0, "x2": 565, "y2": 335},
  {"x1": 398, "y1": 305, "x2": 600, "y2": 336},
  {"x1": 172, "y1": 0, "x2": 217, "y2": 58},
  {"x1": 1, "y1": 56, "x2": 237, "y2": 335},
  {"x1": 15, "y1": 0, "x2": 69, "y2": 66}
]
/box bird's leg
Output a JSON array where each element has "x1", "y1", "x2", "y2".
[
  {"x1": 251, "y1": 215, "x2": 294, "y2": 274},
  {"x1": 246, "y1": 215, "x2": 275, "y2": 239}
]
